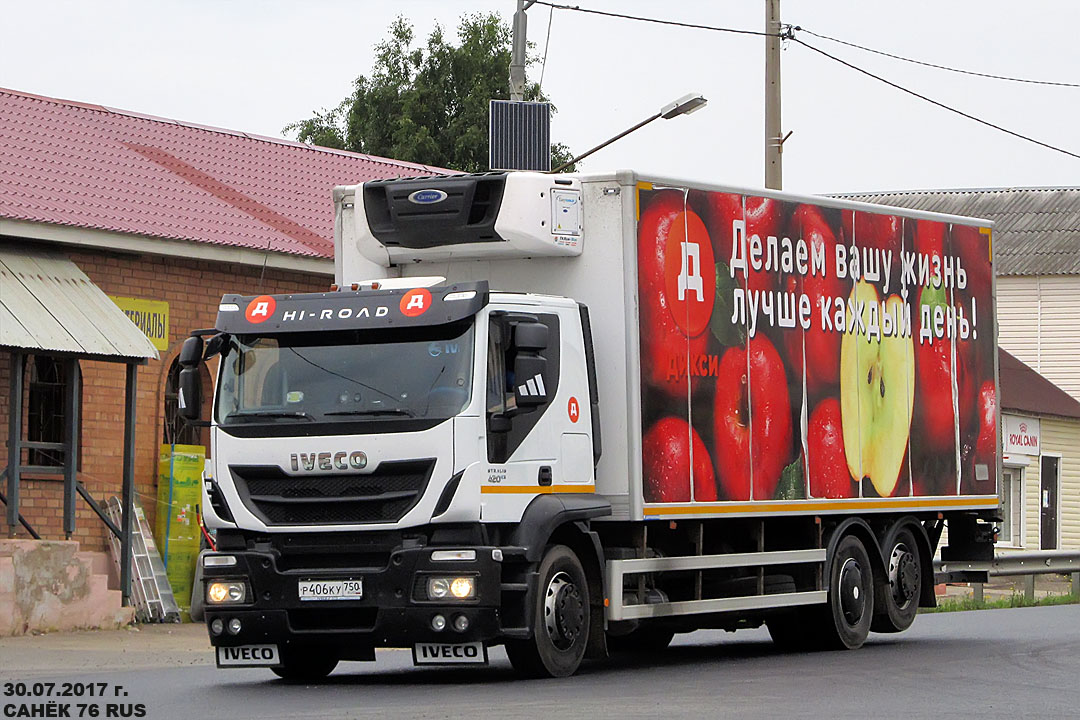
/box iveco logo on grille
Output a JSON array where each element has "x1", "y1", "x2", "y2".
[
  {"x1": 290, "y1": 451, "x2": 368, "y2": 472},
  {"x1": 408, "y1": 189, "x2": 447, "y2": 205}
]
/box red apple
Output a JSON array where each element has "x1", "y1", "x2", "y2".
[
  {"x1": 974, "y1": 380, "x2": 996, "y2": 463},
  {"x1": 642, "y1": 417, "x2": 717, "y2": 503},
  {"x1": 784, "y1": 204, "x2": 846, "y2": 394},
  {"x1": 713, "y1": 335, "x2": 793, "y2": 500},
  {"x1": 806, "y1": 397, "x2": 854, "y2": 498},
  {"x1": 638, "y1": 191, "x2": 712, "y2": 397},
  {"x1": 842, "y1": 210, "x2": 902, "y2": 255},
  {"x1": 704, "y1": 193, "x2": 783, "y2": 296},
  {"x1": 914, "y1": 288, "x2": 957, "y2": 454}
]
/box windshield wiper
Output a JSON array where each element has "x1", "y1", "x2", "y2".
[
  {"x1": 225, "y1": 411, "x2": 315, "y2": 422},
  {"x1": 324, "y1": 408, "x2": 416, "y2": 418}
]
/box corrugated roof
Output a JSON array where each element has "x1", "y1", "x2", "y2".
[
  {"x1": 0, "y1": 87, "x2": 447, "y2": 259},
  {"x1": 999, "y1": 348, "x2": 1080, "y2": 420},
  {"x1": 833, "y1": 187, "x2": 1080, "y2": 276},
  {"x1": 0, "y1": 244, "x2": 158, "y2": 360}
]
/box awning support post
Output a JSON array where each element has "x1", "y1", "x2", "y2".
[
  {"x1": 6, "y1": 352, "x2": 24, "y2": 538},
  {"x1": 63, "y1": 358, "x2": 80, "y2": 539},
  {"x1": 120, "y1": 362, "x2": 137, "y2": 606}
]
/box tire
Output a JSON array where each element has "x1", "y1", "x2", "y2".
[
  {"x1": 821, "y1": 534, "x2": 874, "y2": 650},
  {"x1": 506, "y1": 545, "x2": 590, "y2": 678},
  {"x1": 606, "y1": 625, "x2": 675, "y2": 653},
  {"x1": 271, "y1": 648, "x2": 338, "y2": 683},
  {"x1": 871, "y1": 526, "x2": 922, "y2": 633}
]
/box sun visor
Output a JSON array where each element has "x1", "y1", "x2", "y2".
[{"x1": 215, "y1": 281, "x2": 488, "y2": 334}]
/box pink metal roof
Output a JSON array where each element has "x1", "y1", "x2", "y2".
[{"x1": 0, "y1": 87, "x2": 446, "y2": 259}]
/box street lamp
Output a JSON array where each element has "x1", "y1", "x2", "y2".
[{"x1": 549, "y1": 93, "x2": 708, "y2": 174}]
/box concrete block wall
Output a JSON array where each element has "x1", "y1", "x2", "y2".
[{"x1": 0, "y1": 539, "x2": 133, "y2": 635}]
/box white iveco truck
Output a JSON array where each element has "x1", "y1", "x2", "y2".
[{"x1": 181, "y1": 171, "x2": 1000, "y2": 680}]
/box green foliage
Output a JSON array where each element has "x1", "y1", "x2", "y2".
[
  {"x1": 285, "y1": 13, "x2": 574, "y2": 173},
  {"x1": 922, "y1": 589, "x2": 1079, "y2": 613}
]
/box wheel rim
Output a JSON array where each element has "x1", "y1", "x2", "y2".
[
  {"x1": 838, "y1": 557, "x2": 867, "y2": 627},
  {"x1": 544, "y1": 570, "x2": 585, "y2": 651},
  {"x1": 888, "y1": 542, "x2": 919, "y2": 609}
]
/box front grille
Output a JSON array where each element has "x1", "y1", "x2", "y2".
[{"x1": 230, "y1": 460, "x2": 435, "y2": 526}]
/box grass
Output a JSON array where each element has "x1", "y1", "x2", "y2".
[{"x1": 922, "y1": 590, "x2": 1079, "y2": 613}]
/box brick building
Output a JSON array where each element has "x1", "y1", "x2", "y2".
[{"x1": 0, "y1": 87, "x2": 442, "y2": 552}]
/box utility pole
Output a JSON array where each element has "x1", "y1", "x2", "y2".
[
  {"x1": 764, "y1": 0, "x2": 783, "y2": 189},
  {"x1": 510, "y1": 1, "x2": 535, "y2": 101}
]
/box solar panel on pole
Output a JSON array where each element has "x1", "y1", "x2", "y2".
[{"x1": 489, "y1": 100, "x2": 551, "y2": 171}]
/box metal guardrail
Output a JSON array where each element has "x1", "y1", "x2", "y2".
[{"x1": 935, "y1": 550, "x2": 1080, "y2": 603}]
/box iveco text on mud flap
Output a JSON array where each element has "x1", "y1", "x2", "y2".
[{"x1": 182, "y1": 170, "x2": 1000, "y2": 682}]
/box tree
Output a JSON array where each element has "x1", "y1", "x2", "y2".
[{"x1": 285, "y1": 13, "x2": 574, "y2": 172}]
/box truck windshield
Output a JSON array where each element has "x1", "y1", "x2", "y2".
[{"x1": 215, "y1": 321, "x2": 475, "y2": 426}]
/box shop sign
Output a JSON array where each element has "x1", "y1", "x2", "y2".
[
  {"x1": 1003, "y1": 414, "x2": 1040, "y2": 455},
  {"x1": 111, "y1": 296, "x2": 169, "y2": 351}
]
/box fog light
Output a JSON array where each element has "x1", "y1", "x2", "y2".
[
  {"x1": 227, "y1": 618, "x2": 242, "y2": 635},
  {"x1": 210, "y1": 618, "x2": 224, "y2": 636},
  {"x1": 450, "y1": 577, "x2": 474, "y2": 599},
  {"x1": 207, "y1": 581, "x2": 246, "y2": 604},
  {"x1": 453, "y1": 614, "x2": 469, "y2": 632},
  {"x1": 431, "y1": 614, "x2": 447, "y2": 632}
]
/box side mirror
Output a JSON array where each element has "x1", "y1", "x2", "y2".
[
  {"x1": 512, "y1": 355, "x2": 548, "y2": 407},
  {"x1": 179, "y1": 336, "x2": 204, "y2": 367},
  {"x1": 488, "y1": 414, "x2": 512, "y2": 434},
  {"x1": 513, "y1": 321, "x2": 548, "y2": 351},
  {"x1": 179, "y1": 366, "x2": 203, "y2": 421}
]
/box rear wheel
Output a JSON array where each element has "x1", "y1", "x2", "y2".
[
  {"x1": 506, "y1": 545, "x2": 590, "y2": 678},
  {"x1": 272, "y1": 648, "x2": 338, "y2": 683},
  {"x1": 822, "y1": 534, "x2": 874, "y2": 650},
  {"x1": 871, "y1": 526, "x2": 922, "y2": 633}
]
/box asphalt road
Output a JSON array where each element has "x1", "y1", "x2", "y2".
[{"x1": 2, "y1": 605, "x2": 1078, "y2": 719}]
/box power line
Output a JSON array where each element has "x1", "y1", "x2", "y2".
[
  {"x1": 793, "y1": 38, "x2": 1080, "y2": 161},
  {"x1": 795, "y1": 27, "x2": 1080, "y2": 89},
  {"x1": 532, "y1": 1, "x2": 776, "y2": 38},
  {"x1": 532, "y1": 2, "x2": 1080, "y2": 161}
]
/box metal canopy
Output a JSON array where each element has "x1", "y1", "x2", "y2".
[{"x1": 0, "y1": 244, "x2": 158, "y2": 360}]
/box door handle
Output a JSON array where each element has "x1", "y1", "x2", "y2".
[{"x1": 538, "y1": 466, "x2": 552, "y2": 487}]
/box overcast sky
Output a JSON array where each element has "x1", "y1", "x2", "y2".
[{"x1": 3, "y1": 0, "x2": 1077, "y2": 194}]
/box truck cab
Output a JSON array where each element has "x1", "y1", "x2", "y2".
[{"x1": 185, "y1": 274, "x2": 608, "y2": 679}]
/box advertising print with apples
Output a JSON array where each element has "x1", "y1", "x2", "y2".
[{"x1": 637, "y1": 187, "x2": 997, "y2": 506}]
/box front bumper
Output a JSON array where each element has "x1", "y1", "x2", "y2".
[{"x1": 202, "y1": 543, "x2": 515, "y2": 660}]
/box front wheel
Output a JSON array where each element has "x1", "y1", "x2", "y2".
[{"x1": 506, "y1": 544, "x2": 590, "y2": 678}]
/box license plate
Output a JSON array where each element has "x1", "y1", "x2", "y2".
[
  {"x1": 413, "y1": 642, "x2": 488, "y2": 665},
  {"x1": 298, "y1": 578, "x2": 363, "y2": 601},
  {"x1": 217, "y1": 644, "x2": 280, "y2": 667}
]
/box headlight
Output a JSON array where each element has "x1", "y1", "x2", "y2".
[
  {"x1": 207, "y1": 581, "x2": 246, "y2": 604},
  {"x1": 426, "y1": 576, "x2": 476, "y2": 600}
]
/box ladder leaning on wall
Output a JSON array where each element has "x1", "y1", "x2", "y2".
[{"x1": 105, "y1": 496, "x2": 181, "y2": 623}]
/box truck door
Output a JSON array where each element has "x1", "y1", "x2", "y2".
[{"x1": 483, "y1": 306, "x2": 595, "y2": 496}]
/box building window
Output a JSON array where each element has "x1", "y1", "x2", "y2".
[
  {"x1": 999, "y1": 467, "x2": 1023, "y2": 547},
  {"x1": 163, "y1": 358, "x2": 206, "y2": 447},
  {"x1": 26, "y1": 356, "x2": 81, "y2": 468}
]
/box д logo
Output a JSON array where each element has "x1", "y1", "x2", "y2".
[
  {"x1": 245, "y1": 295, "x2": 276, "y2": 324},
  {"x1": 400, "y1": 289, "x2": 432, "y2": 318}
]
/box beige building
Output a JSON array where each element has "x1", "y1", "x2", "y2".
[{"x1": 839, "y1": 188, "x2": 1080, "y2": 552}]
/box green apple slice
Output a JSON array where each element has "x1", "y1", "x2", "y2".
[{"x1": 839, "y1": 282, "x2": 915, "y2": 497}]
